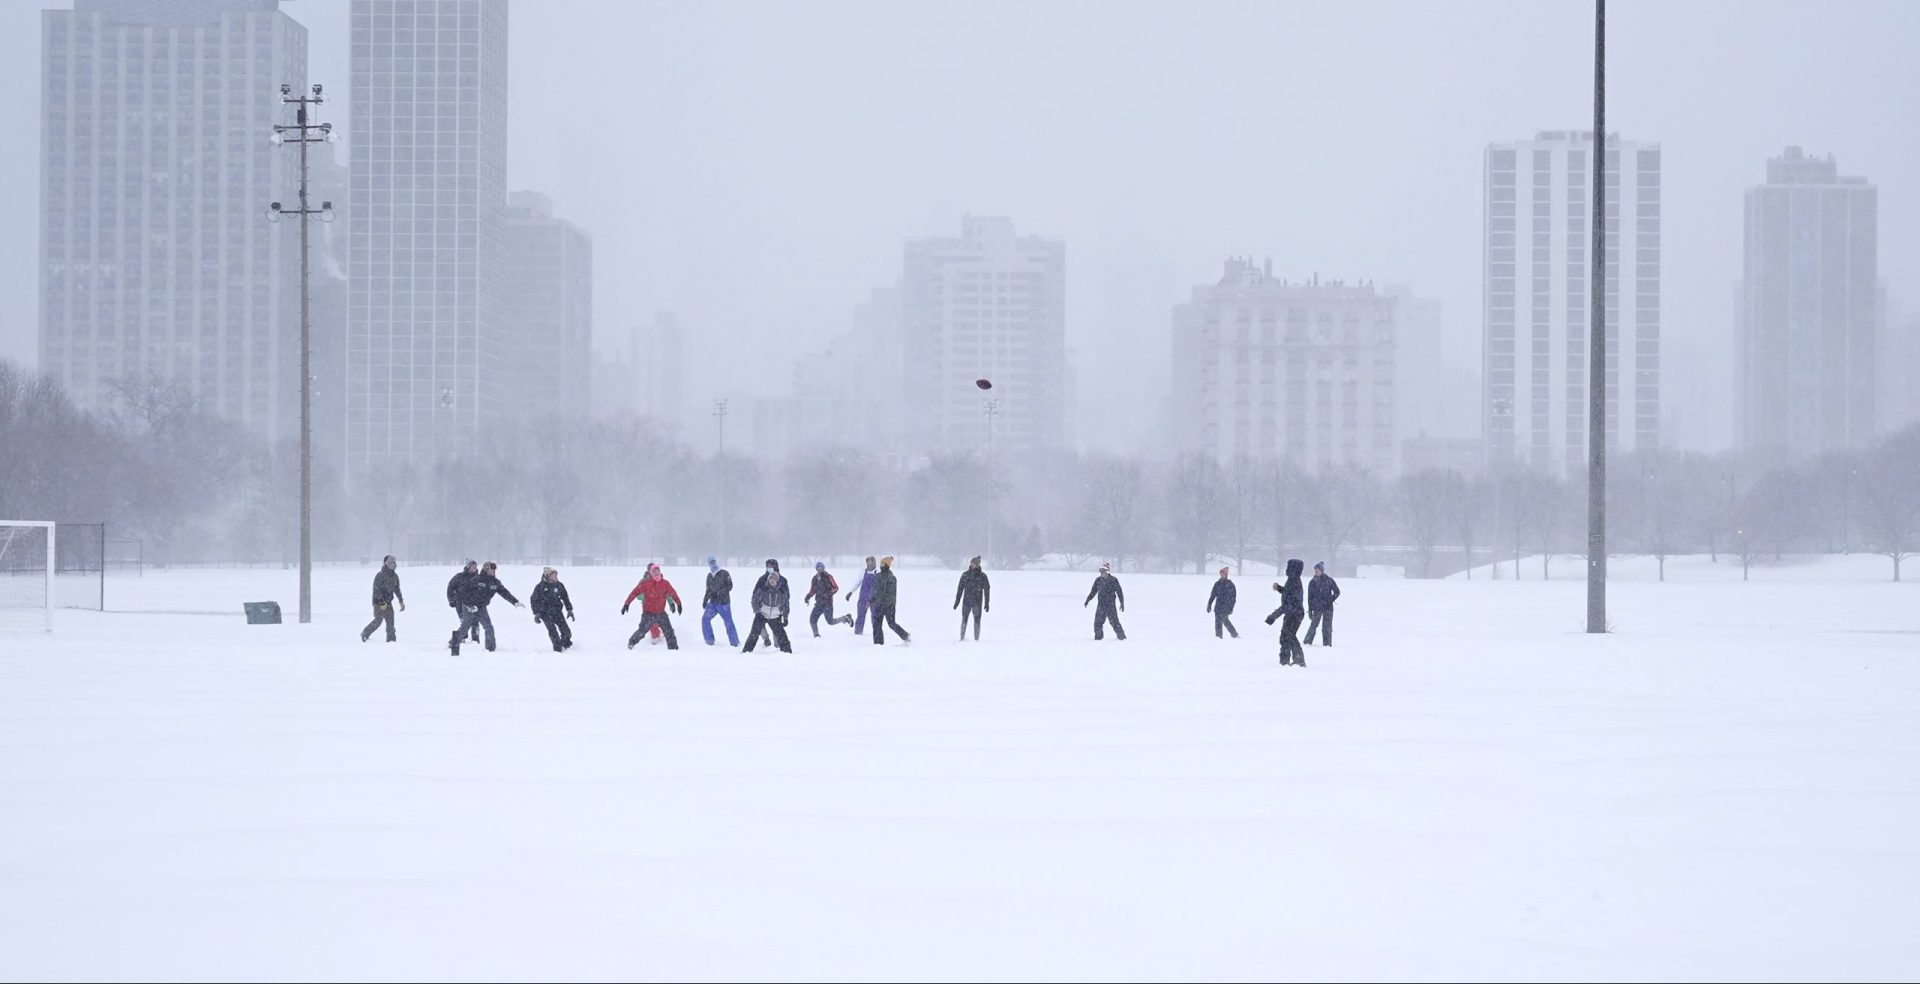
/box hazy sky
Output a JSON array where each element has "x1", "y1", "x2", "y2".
[{"x1": 3, "y1": 0, "x2": 1914, "y2": 452}]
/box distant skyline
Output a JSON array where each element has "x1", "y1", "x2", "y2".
[{"x1": 5, "y1": 0, "x2": 1917, "y2": 455}]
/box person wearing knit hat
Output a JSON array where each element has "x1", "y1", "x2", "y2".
[
  {"x1": 805, "y1": 562, "x2": 854, "y2": 637},
  {"x1": 529, "y1": 566, "x2": 575, "y2": 653},
  {"x1": 1084, "y1": 562, "x2": 1126, "y2": 641},
  {"x1": 1305, "y1": 561, "x2": 1341, "y2": 648},
  {"x1": 1205, "y1": 565, "x2": 1239, "y2": 640},
  {"x1": 871, "y1": 556, "x2": 911, "y2": 646},
  {"x1": 954, "y1": 555, "x2": 990, "y2": 641},
  {"x1": 743, "y1": 558, "x2": 793, "y2": 653}
]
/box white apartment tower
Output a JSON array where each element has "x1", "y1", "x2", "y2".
[
  {"x1": 1172, "y1": 260, "x2": 1400, "y2": 474},
  {"x1": 1739, "y1": 147, "x2": 1878, "y2": 456},
  {"x1": 39, "y1": 0, "x2": 309, "y2": 437},
  {"x1": 1483, "y1": 130, "x2": 1662, "y2": 475},
  {"x1": 902, "y1": 217, "x2": 1067, "y2": 457}
]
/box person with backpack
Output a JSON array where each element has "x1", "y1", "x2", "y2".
[
  {"x1": 1264, "y1": 559, "x2": 1307, "y2": 666},
  {"x1": 450, "y1": 560, "x2": 521, "y2": 655},
  {"x1": 805, "y1": 562, "x2": 853, "y2": 637},
  {"x1": 954, "y1": 555, "x2": 990, "y2": 641},
  {"x1": 1083, "y1": 562, "x2": 1126, "y2": 641},
  {"x1": 530, "y1": 566, "x2": 575, "y2": 653},
  {"x1": 622, "y1": 563, "x2": 684, "y2": 650},
  {"x1": 743, "y1": 559, "x2": 793, "y2": 653},
  {"x1": 1205, "y1": 566, "x2": 1238, "y2": 639},
  {"x1": 360, "y1": 554, "x2": 405, "y2": 643},
  {"x1": 700, "y1": 556, "x2": 740, "y2": 647},
  {"x1": 1305, "y1": 561, "x2": 1341, "y2": 647},
  {"x1": 870, "y1": 556, "x2": 910, "y2": 646}
]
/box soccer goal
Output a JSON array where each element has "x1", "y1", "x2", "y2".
[{"x1": 0, "y1": 521, "x2": 55, "y2": 633}]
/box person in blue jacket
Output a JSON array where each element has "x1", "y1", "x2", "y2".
[
  {"x1": 1205, "y1": 566, "x2": 1238, "y2": 639},
  {"x1": 1305, "y1": 561, "x2": 1341, "y2": 647}
]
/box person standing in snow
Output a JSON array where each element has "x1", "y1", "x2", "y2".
[
  {"x1": 743, "y1": 559, "x2": 793, "y2": 653},
  {"x1": 622, "y1": 563, "x2": 684, "y2": 650},
  {"x1": 805, "y1": 562, "x2": 853, "y2": 637},
  {"x1": 1305, "y1": 561, "x2": 1341, "y2": 647},
  {"x1": 361, "y1": 554, "x2": 405, "y2": 643},
  {"x1": 1264, "y1": 559, "x2": 1307, "y2": 666},
  {"x1": 845, "y1": 556, "x2": 878, "y2": 635},
  {"x1": 1206, "y1": 566, "x2": 1238, "y2": 639},
  {"x1": 447, "y1": 559, "x2": 482, "y2": 643},
  {"x1": 700, "y1": 556, "x2": 740, "y2": 647},
  {"x1": 1084, "y1": 561, "x2": 1127, "y2": 641},
  {"x1": 954, "y1": 555, "x2": 990, "y2": 641},
  {"x1": 530, "y1": 566, "x2": 576, "y2": 653},
  {"x1": 450, "y1": 560, "x2": 521, "y2": 655},
  {"x1": 870, "y1": 556, "x2": 911, "y2": 646}
]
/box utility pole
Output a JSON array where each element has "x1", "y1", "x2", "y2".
[
  {"x1": 714, "y1": 398, "x2": 729, "y2": 562},
  {"x1": 984, "y1": 398, "x2": 1000, "y2": 565},
  {"x1": 1586, "y1": 0, "x2": 1609, "y2": 633},
  {"x1": 269, "y1": 83, "x2": 334, "y2": 625}
]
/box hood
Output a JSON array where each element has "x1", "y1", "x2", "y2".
[{"x1": 1286, "y1": 559, "x2": 1305, "y2": 578}]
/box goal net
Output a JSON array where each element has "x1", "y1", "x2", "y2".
[{"x1": 0, "y1": 521, "x2": 55, "y2": 633}]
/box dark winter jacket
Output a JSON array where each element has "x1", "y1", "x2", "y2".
[
  {"x1": 807, "y1": 571, "x2": 839, "y2": 606},
  {"x1": 703, "y1": 569, "x2": 734, "y2": 607},
  {"x1": 1086, "y1": 573, "x2": 1125, "y2": 611},
  {"x1": 446, "y1": 570, "x2": 475, "y2": 607},
  {"x1": 1267, "y1": 560, "x2": 1305, "y2": 620},
  {"x1": 372, "y1": 567, "x2": 403, "y2": 607},
  {"x1": 1207, "y1": 579, "x2": 1236, "y2": 614},
  {"x1": 955, "y1": 568, "x2": 991, "y2": 609},
  {"x1": 873, "y1": 568, "x2": 900, "y2": 612},
  {"x1": 1308, "y1": 573, "x2": 1341, "y2": 613},
  {"x1": 751, "y1": 573, "x2": 792, "y2": 620},
  {"x1": 530, "y1": 580, "x2": 573, "y2": 619},
  {"x1": 456, "y1": 572, "x2": 517, "y2": 609}
]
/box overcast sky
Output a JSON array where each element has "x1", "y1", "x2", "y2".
[{"x1": 2, "y1": 0, "x2": 1914, "y2": 451}]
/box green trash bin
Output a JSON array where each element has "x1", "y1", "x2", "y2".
[{"x1": 244, "y1": 601, "x2": 282, "y2": 625}]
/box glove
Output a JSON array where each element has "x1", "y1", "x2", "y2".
[
  {"x1": 1265, "y1": 613, "x2": 1277, "y2": 626},
  {"x1": 953, "y1": 602, "x2": 959, "y2": 610},
  {"x1": 671, "y1": 602, "x2": 682, "y2": 615},
  {"x1": 533, "y1": 615, "x2": 541, "y2": 624},
  {"x1": 566, "y1": 611, "x2": 574, "y2": 622},
  {"x1": 844, "y1": 591, "x2": 852, "y2": 601},
  {"x1": 984, "y1": 605, "x2": 990, "y2": 613},
  {"x1": 780, "y1": 615, "x2": 789, "y2": 626},
  {"x1": 1083, "y1": 600, "x2": 1089, "y2": 608},
  {"x1": 398, "y1": 602, "x2": 406, "y2": 612},
  {"x1": 463, "y1": 605, "x2": 478, "y2": 614},
  {"x1": 621, "y1": 604, "x2": 630, "y2": 615}
]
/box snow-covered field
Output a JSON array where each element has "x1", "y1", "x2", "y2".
[{"x1": 2, "y1": 559, "x2": 1916, "y2": 982}]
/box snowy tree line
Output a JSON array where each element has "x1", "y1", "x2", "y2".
[{"x1": 3, "y1": 358, "x2": 1916, "y2": 580}]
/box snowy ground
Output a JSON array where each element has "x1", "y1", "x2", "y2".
[{"x1": 2, "y1": 559, "x2": 1917, "y2": 982}]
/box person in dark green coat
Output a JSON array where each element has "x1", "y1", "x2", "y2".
[
  {"x1": 361, "y1": 555, "x2": 405, "y2": 643},
  {"x1": 871, "y1": 555, "x2": 911, "y2": 646}
]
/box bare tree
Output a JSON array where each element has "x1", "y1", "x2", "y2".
[
  {"x1": 1396, "y1": 469, "x2": 1452, "y2": 578},
  {"x1": 1858, "y1": 425, "x2": 1920, "y2": 581},
  {"x1": 1299, "y1": 466, "x2": 1380, "y2": 573},
  {"x1": 1163, "y1": 451, "x2": 1223, "y2": 573}
]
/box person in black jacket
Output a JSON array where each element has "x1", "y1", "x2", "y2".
[
  {"x1": 742, "y1": 559, "x2": 793, "y2": 653},
  {"x1": 1206, "y1": 566, "x2": 1238, "y2": 639},
  {"x1": 700, "y1": 556, "x2": 740, "y2": 647},
  {"x1": 1264, "y1": 559, "x2": 1307, "y2": 666},
  {"x1": 805, "y1": 562, "x2": 853, "y2": 637},
  {"x1": 449, "y1": 560, "x2": 521, "y2": 655},
  {"x1": 871, "y1": 556, "x2": 910, "y2": 646},
  {"x1": 954, "y1": 555, "x2": 990, "y2": 641},
  {"x1": 1305, "y1": 561, "x2": 1341, "y2": 647},
  {"x1": 1084, "y1": 562, "x2": 1126, "y2": 641},
  {"x1": 447, "y1": 561, "x2": 483, "y2": 645},
  {"x1": 530, "y1": 566, "x2": 575, "y2": 653},
  {"x1": 361, "y1": 554, "x2": 405, "y2": 643}
]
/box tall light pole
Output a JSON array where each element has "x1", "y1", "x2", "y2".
[
  {"x1": 983, "y1": 398, "x2": 1000, "y2": 564},
  {"x1": 1586, "y1": 0, "x2": 1609, "y2": 634},
  {"x1": 268, "y1": 83, "x2": 334, "y2": 625},
  {"x1": 713, "y1": 398, "x2": 729, "y2": 561}
]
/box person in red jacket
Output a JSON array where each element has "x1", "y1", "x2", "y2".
[{"x1": 621, "y1": 563, "x2": 683, "y2": 650}]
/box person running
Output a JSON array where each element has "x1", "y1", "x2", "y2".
[
  {"x1": 361, "y1": 554, "x2": 405, "y2": 643},
  {"x1": 1206, "y1": 566, "x2": 1238, "y2": 639},
  {"x1": 622, "y1": 563, "x2": 684, "y2": 650},
  {"x1": 805, "y1": 562, "x2": 853, "y2": 637},
  {"x1": 845, "y1": 556, "x2": 878, "y2": 635},
  {"x1": 700, "y1": 556, "x2": 740, "y2": 647},
  {"x1": 1264, "y1": 559, "x2": 1307, "y2": 666},
  {"x1": 450, "y1": 560, "x2": 521, "y2": 655},
  {"x1": 1084, "y1": 561, "x2": 1127, "y2": 641},
  {"x1": 954, "y1": 555, "x2": 990, "y2": 641},
  {"x1": 743, "y1": 559, "x2": 793, "y2": 653},
  {"x1": 447, "y1": 559, "x2": 482, "y2": 643},
  {"x1": 530, "y1": 566, "x2": 575, "y2": 653},
  {"x1": 1305, "y1": 561, "x2": 1341, "y2": 647},
  {"x1": 871, "y1": 556, "x2": 910, "y2": 646}
]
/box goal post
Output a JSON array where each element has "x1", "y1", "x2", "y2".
[{"x1": 0, "y1": 521, "x2": 55, "y2": 633}]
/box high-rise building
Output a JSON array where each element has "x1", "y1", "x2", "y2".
[
  {"x1": 346, "y1": 0, "x2": 510, "y2": 476},
  {"x1": 503, "y1": 191, "x2": 591, "y2": 419},
  {"x1": 1883, "y1": 311, "x2": 1920, "y2": 434},
  {"x1": 1171, "y1": 260, "x2": 1400, "y2": 475},
  {"x1": 40, "y1": 0, "x2": 309, "y2": 437},
  {"x1": 1483, "y1": 130, "x2": 1662, "y2": 476},
  {"x1": 902, "y1": 217, "x2": 1066, "y2": 458},
  {"x1": 1738, "y1": 147, "x2": 1878, "y2": 457}
]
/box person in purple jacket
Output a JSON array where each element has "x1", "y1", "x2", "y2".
[{"x1": 844, "y1": 555, "x2": 879, "y2": 635}]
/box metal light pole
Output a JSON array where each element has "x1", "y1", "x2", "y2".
[
  {"x1": 713, "y1": 398, "x2": 729, "y2": 561},
  {"x1": 983, "y1": 398, "x2": 1000, "y2": 564},
  {"x1": 1586, "y1": 0, "x2": 1608, "y2": 633},
  {"x1": 268, "y1": 83, "x2": 333, "y2": 625}
]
